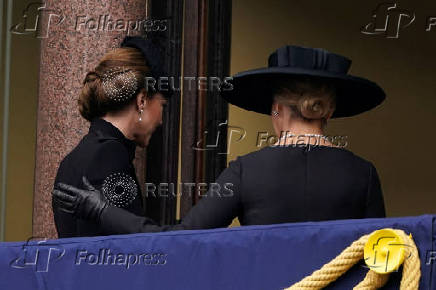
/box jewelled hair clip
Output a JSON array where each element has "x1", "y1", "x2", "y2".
[{"x1": 101, "y1": 66, "x2": 138, "y2": 102}]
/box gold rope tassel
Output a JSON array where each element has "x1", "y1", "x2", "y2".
[{"x1": 285, "y1": 229, "x2": 421, "y2": 290}]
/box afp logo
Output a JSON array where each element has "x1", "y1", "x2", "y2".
[
  {"x1": 361, "y1": 3, "x2": 415, "y2": 38},
  {"x1": 9, "y1": 237, "x2": 65, "y2": 272}
]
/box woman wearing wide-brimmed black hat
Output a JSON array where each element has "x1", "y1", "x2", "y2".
[{"x1": 53, "y1": 45, "x2": 386, "y2": 235}]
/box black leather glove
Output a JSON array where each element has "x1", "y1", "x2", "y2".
[{"x1": 52, "y1": 176, "x2": 109, "y2": 222}]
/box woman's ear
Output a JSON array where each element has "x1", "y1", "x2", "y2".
[
  {"x1": 271, "y1": 102, "x2": 279, "y2": 114},
  {"x1": 136, "y1": 89, "x2": 147, "y2": 110},
  {"x1": 325, "y1": 106, "x2": 335, "y2": 121},
  {"x1": 277, "y1": 103, "x2": 284, "y2": 115}
]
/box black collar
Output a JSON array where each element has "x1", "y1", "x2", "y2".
[{"x1": 89, "y1": 118, "x2": 137, "y2": 162}]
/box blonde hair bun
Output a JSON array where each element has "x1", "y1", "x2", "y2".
[{"x1": 273, "y1": 77, "x2": 336, "y2": 121}]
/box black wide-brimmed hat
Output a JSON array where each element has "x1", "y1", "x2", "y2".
[{"x1": 221, "y1": 45, "x2": 386, "y2": 118}]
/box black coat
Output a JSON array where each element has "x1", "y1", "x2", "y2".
[
  {"x1": 97, "y1": 144, "x2": 386, "y2": 234},
  {"x1": 52, "y1": 118, "x2": 144, "y2": 238}
]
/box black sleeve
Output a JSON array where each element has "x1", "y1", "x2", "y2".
[
  {"x1": 85, "y1": 140, "x2": 133, "y2": 193},
  {"x1": 83, "y1": 140, "x2": 144, "y2": 234},
  {"x1": 179, "y1": 158, "x2": 242, "y2": 229},
  {"x1": 99, "y1": 158, "x2": 243, "y2": 235},
  {"x1": 52, "y1": 160, "x2": 77, "y2": 238},
  {"x1": 85, "y1": 140, "x2": 145, "y2": 214},
  {"x1": 364, "y1": 163, "x2": 386, "y2": 218},
  {"x1": 53, "y1": 140, "x2": 141, "y2": 238}
]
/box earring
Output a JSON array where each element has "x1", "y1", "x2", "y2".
[
  {"x1": 272, "y1": 110, "x2": 279, "y2": 116},
  {"x1": 138, "y1": 107, "x2": 143, "y2": 122},
  {"x1": 138, "y1": 100, "x2": 146, "y2": 122}
]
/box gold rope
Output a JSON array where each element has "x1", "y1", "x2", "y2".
[{"x1": 284, "y1": 229, "x2": 420, "y2": 290}]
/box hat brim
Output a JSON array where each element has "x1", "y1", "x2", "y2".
[{"x1": 220, "y1": 67, "x2": 386, "y2": 118}]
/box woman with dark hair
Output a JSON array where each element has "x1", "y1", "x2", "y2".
[
  {"x1": 53, "y1": 45, "x2": 386, "y2": 235},
  {"x1": 52, "y1": 36, "x2": 168, "y2": 238}
]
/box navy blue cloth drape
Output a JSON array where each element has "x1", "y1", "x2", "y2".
[{"x1": 0, "y1": 215, "x2": 435, "y2": 290}]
